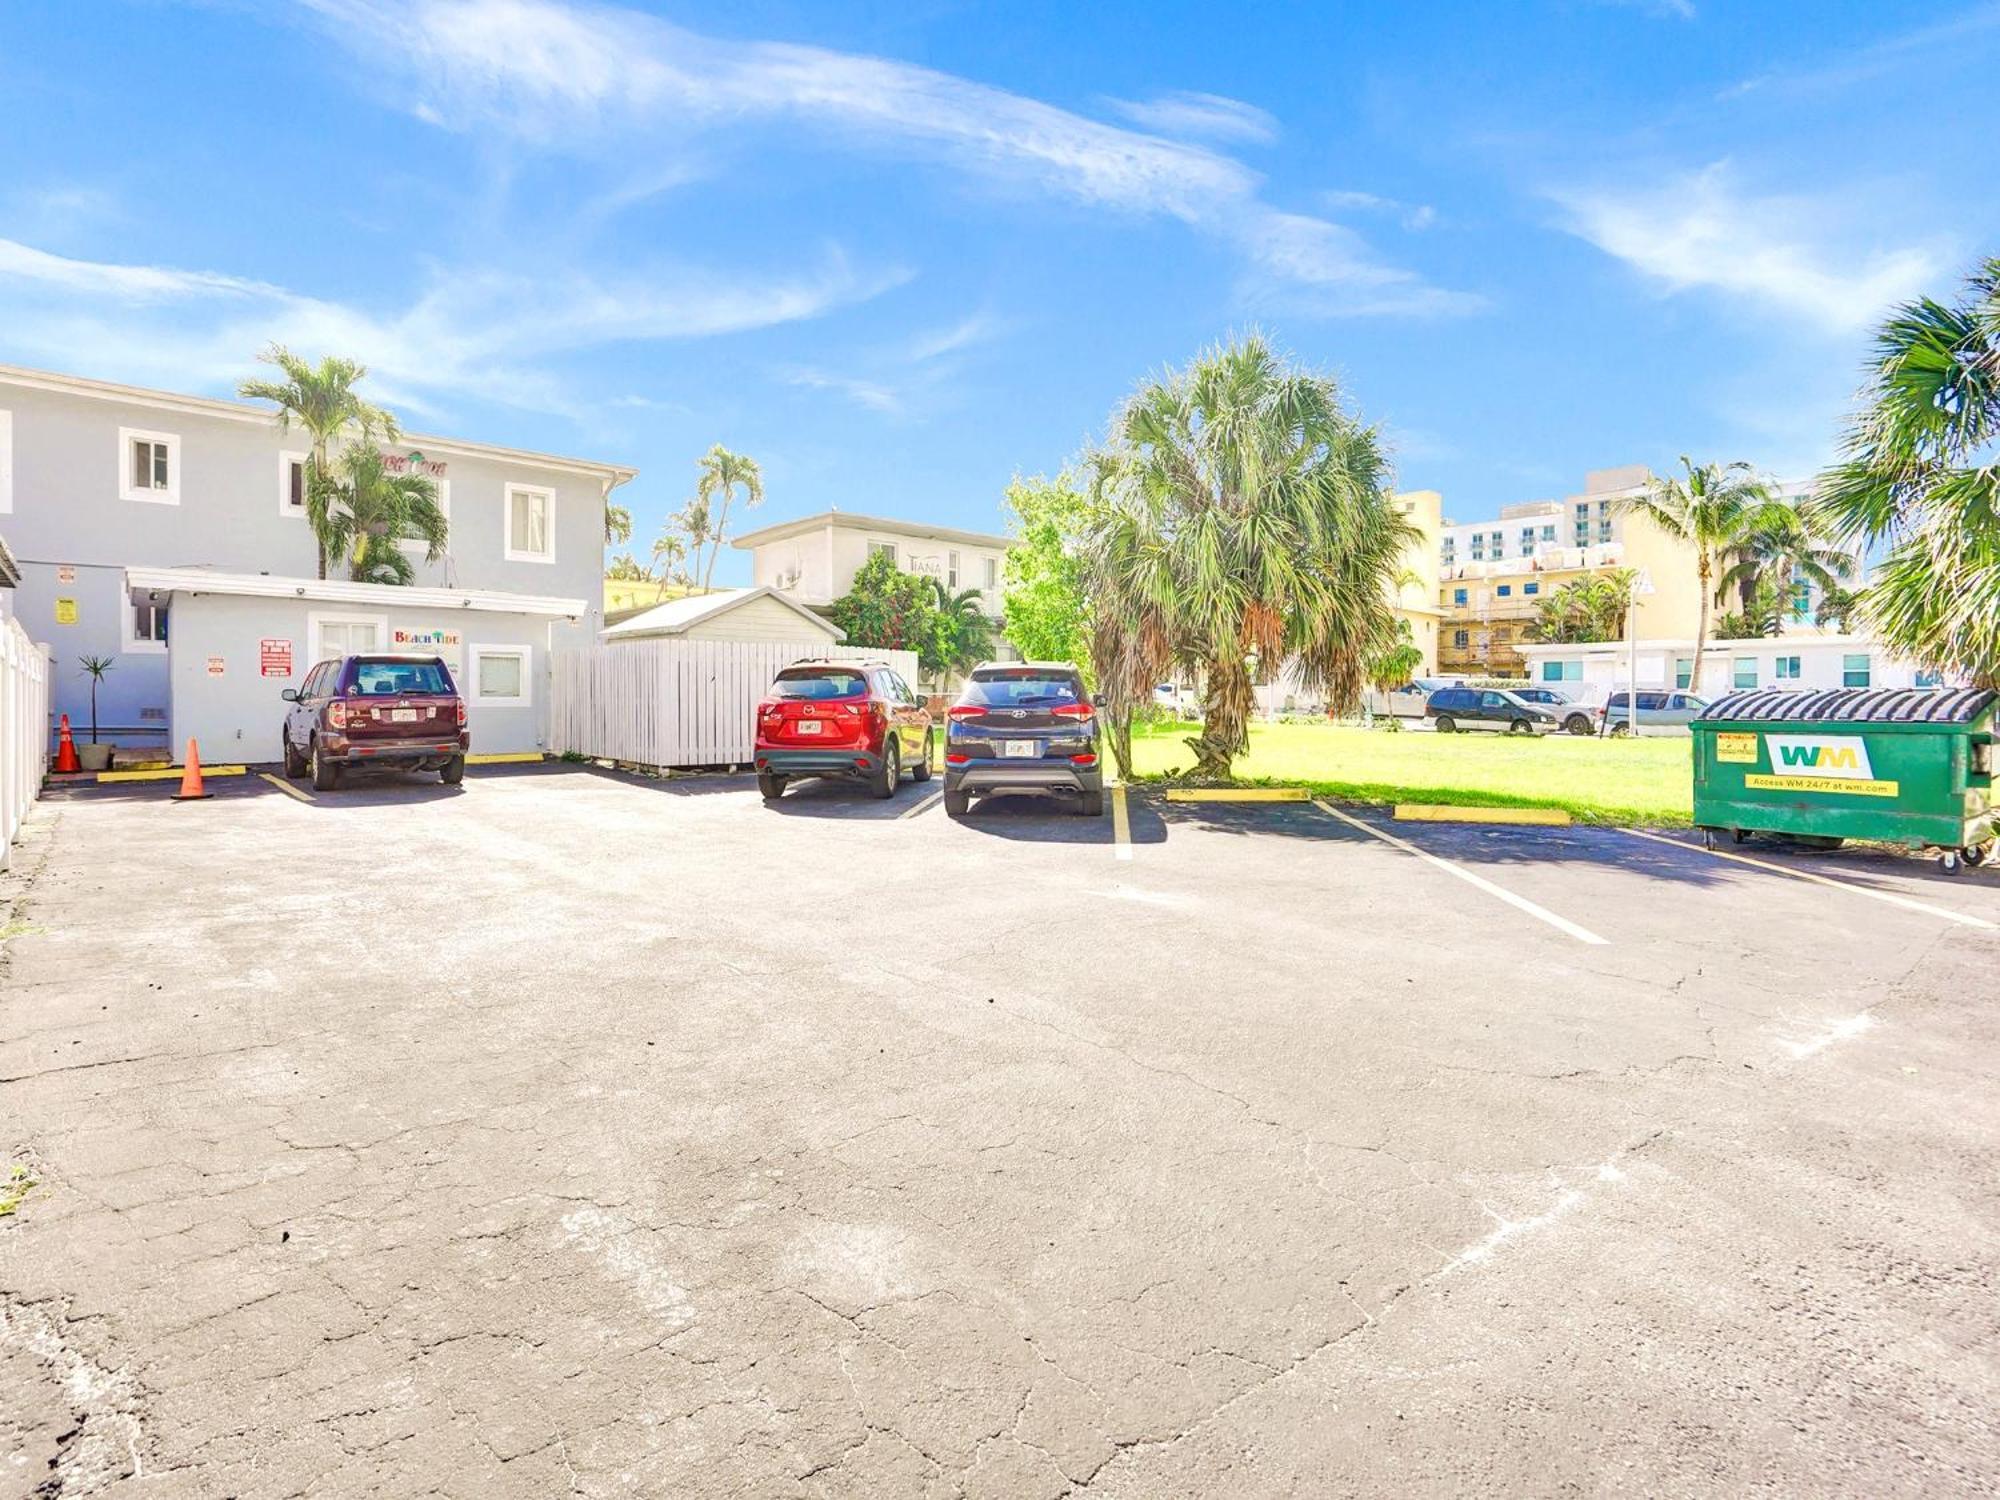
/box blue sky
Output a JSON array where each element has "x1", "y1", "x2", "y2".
[{"x1": 2, "y1": 0, "x2": 1996, "y2": 586}]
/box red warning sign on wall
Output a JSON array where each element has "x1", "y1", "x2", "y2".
[{"x1": 260, "y1": 638, "x2": 294, "y2": 678}]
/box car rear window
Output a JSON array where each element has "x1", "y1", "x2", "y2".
[
  {"x1": 964, "y1": 670, "x2": 1083, "y2": 707},
  {"x1": 771, "y1": 668, "x2": 868, "y2": 700},
  {"x1": 351, "y1": 659, "x2": 453, "y2": 695}
]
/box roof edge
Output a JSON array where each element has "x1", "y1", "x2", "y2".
[{"x1": 124, "y1": 566, "x2": 590, "y2": 618}]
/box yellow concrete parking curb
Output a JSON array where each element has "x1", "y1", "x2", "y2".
[
  {"x1": 97, "y1": 765, "x2": 248, "y2": 783},
  {"x1": 465, "y1": 752, "x2": 545, "y2": 766},
  {"x1": 1163, "y1": 787, "x2": 1310, "y2": 803},
  {"x1": 1395, "y1": 804, "x2": 1573, "y2": 826}
]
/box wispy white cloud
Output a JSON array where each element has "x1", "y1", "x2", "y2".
[
  {"x1": 1550, "y1": 162, "x2": 1946, "y2": 333},
  {"x1": 779, "y1": 366, "x2": 903, "y2": 415},
  {"x1": 903, "y1": 312, "x2": 1000, "y2": 363},
  {"x1": 1719, "y1": 6, "x2": 2000, "y2": 102},
  {"x1": 301, "y1": 0, "x2": 1472, "y2": 319},
  {"x1": 0, "y1": 235, "x2": 904, "y2": 419},
  {"x1": 1322, "y1": 189, "x2": 1438, "y2": 231},
  {"x1": 1103, "y1": 90, "x2": 1278, "y2": 145}
]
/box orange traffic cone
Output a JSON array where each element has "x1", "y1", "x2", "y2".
[
  {"x1": 55, "y1": 715, "x2": 81, "y2": 774},
  {"x1": 173, "y1": 739, "x2": 212, "y2": 801}
]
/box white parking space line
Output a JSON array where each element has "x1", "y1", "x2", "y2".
[
  {"x1": 1311, "y1": 799, "x2": 1609, "y2": 946},
  {"x1": 1621, "y1": 828, "x2": 1996, "y2": 931},
  {"x1": 1111, "y1": 784, "x2": 1133, "y2": 860},
  {"x1": 897, "y1": 789, "x2": 941, "y2": 819}
]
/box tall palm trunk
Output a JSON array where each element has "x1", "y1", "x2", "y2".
[
  {"x1": 1690, "y1": 551, "x2": 1712, "y2": 693},
  {"x1": 1192, "y1": 653, "x2": 1254, "y2": 777}
]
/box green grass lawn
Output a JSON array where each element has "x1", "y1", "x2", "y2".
[{"x1": 1127, "y1": 720, "x2": 1692, "y2": 826}]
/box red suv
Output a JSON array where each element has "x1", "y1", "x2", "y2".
[
  {"x1": 281, "y1": 654, "x2": 469, "y2": 790},
  {"x1": 754, "y1": 660, "x2": 932, "y2": 801}
]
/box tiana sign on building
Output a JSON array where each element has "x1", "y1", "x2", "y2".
[{"x1": 390, "y1": 626, "x2": 462, "y2": 672}]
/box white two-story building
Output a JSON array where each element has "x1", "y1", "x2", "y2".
[{"x1": 0, "y1": 363, "x2": 634, "y2": 763}]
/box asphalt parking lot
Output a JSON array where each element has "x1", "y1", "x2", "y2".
[{"x1": 4, "y1": 764, "x2": 1998, "y2": 1497}]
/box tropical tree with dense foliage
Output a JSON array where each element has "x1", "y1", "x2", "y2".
[
  {"x1": 1716, "y1": 497, "x2": 1852, "y2": 633},
  {"x1": 605, "y1": 503, "x2": 633, "y2": 548},
  {"x1": 1712, "y1": 576, "x2": 1787, "y2": 642},
  {"x1": 829, "y1": 551, "x2": 949, "y2": 679},
  {"x1": 930, "y1": 581, "x2": 996, "y2": 685},
  {"x1": 333, "y1": 446, "x2": 448, "y2": 585},
  {"x1": 1618, "y1": 458, "x2": 1772, "y2": 695},
  {"x1": 1524, "y1": 568, "x2": 1637, "y2": 645},
  {"x1": 238, "y1": 346, "x2": 398, "y2": 580},
  {"x1": 692, "y1": 445, "x2": 764, "y2": 591},
  {"x1": 999, "y1": 473, "x2": 1095, "y2": 679},
  {"x1": 607, "y1": 552, "x2": 653, "y2": 582},
  {"x1": 1084, "y1": 334, "x2": 1413, "y2": 779},
  {"x1": 1814, "y1": 583, "x2": 1862, "y2": 632},
  {"x1": 1815, "y1": 255, "x2": 2000, "y2": 688}
]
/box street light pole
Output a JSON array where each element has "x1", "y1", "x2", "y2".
[{"x1": 1626, "y1": 568, "x2": 1655, "y2": 738}]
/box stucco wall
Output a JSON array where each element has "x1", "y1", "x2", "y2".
[
  {"x1": 677, "y1": 594, "x2": 837, "y2": 644},
  {"x1": 0, "y1": 376, "x2": 613, "y2": 747},
  {"x1": 161, "y1": 591, "x2": 555, "y2": 763},
  {"x1": 750, "y1": 524, "x2": 1006, "y2": 614}
]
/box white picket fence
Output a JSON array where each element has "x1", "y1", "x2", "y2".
[
  {"x1": 2, "y1": 617, "x2": 52, "y2": 871},
  {"x1": 550, "y1": 639, "x2": 923, "y2": 768}
]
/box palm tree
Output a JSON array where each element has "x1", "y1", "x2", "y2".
[
  {"x1": 1717, "y1": 498, "x2": 1852, "y2": 634},
  {"x1": 675, "y1": 495, "x2": 715, "y2": 592},
  {"x1": 238, "y1": 346, "x2": 397, "y2": 580},
  {"x1": 605, "y1": 503, "x2": 633, "y2": 549},
  {"x1": 1816, "y1": 256, "x2": 2000, "y2": 688},
  {"x1": 1619, "y1": 458, "x2": 1771, "y2": 694},
  {"x1": 1814, "y1": 583, "x2": 1861, "y2": 633},
  {"x1": 1085, "y1": 334, "x2": 1411, "y2": 778},
  {"x1": 333, "y1": 446, "x2": 447, "y2": 585},
  {"x1": 693, "y1": 445, "x2": 764, "y2": 591},
  {"x1": 649, "y1": 532, "x2": 690, "y2": 599},
  {"x1": 930, "y1": 581, "x2": 996, "y2": 687}
]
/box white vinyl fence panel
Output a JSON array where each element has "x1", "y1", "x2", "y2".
[
  {"x1": 551, "y1": 639, "x2": 922, "y2": 769},
  {"x1": 2, "y1": 617, "x2": 52, "y2": 871}
]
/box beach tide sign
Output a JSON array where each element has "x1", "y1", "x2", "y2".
[{"x1": 390, "y1": 626, "x2": 462, "y2": 671}]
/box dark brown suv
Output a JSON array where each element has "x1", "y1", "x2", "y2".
[{"x1": 281, "y1": 654, "x2": 469, "y2": 789}]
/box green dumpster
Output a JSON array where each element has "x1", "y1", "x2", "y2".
[{"x1": 1691, "y1": 687, "x2": 1996, "y2": 874}]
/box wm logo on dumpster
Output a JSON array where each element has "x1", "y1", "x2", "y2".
[{"x1": 1767, "y1": 735, "x2": 1873, "y2": 780}]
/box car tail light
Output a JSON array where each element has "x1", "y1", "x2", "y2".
[
  {"x1": 1050, "y1": 702, "x2": 1095, "y2": 720},
  {"x1": 1071, "y1": 752, "x2": 1098, "y2": 766},
  {"x1": 946, "y1": 752, "x2": 970, "y2": 765},
  {"x1": 455, "y1": 699, "x2": 468, "y2": 727},
  {"x1": 947, "y1": 704, "x2": 986, "y2": 721},
  {"x1": 328, "y1": 700, "x2": 348, "y2": 729}
]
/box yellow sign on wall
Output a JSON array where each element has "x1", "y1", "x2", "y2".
[
  {"x1": 1715, "y1": 732, "x2": 1758, "y2": 764},
  {"x1": 54, "y1": 597, "x2": 78, "y2": 625}
]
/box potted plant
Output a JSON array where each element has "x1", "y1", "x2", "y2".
[{"x1": 76, "y1": 655, "x2": 115, "y2": 771}]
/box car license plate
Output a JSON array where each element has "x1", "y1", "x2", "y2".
[
  {"x1": 795, "y1": 721, "x2": 823, "y2": 735},
  {"x1": 1002, "y1": 739, "x2": 1038, "y2": 758},
  {"x1": 391, "y1": 708, "x2": 419, "y2": 723}
]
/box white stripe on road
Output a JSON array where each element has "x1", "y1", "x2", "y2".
[
  {"x1": 1621, "y1": 828, "x2": 1995, "y2": 930},
  {"x1": 258, "y1": 773, "x2": 315, "y2": 804},
  {"x1": 897, "y1": 789, "x2": 941, "y2": 819},
  {"x1": 1311, "y1": 799, "x2": 1609, "y2": 945},
  {"x1": 1111, "y1": 783, "x2": 1133, "y2": 860}
]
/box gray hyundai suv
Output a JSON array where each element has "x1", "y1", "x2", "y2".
[{"x1": 943, "y1": 662, "x2": 1104, "y2": 817}]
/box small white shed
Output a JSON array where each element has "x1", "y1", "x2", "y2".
[{"x1": 603, "y1": 587, "x2": 842, "y2": 645}]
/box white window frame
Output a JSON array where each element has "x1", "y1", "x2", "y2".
[
  {"x1": 468, "y1": 644, "x2": 532, "y2": 708},
  {"x1": 308, "y1": 610, "x2": 389, "y2": 665},
  {"x1": 867, "y1": 539, "x2": 898, "y2": 566},
  {"x1": 278, "y1": 450, "x2": 308, "y2": 518},
  {"x1": 121, "y1": 587, "x2": 169, "y2": 656},
  {"x1": 983, "y1": 556, "x2": 998, "y2": 590},
  {"x1": 504, "y1": 483, "x2": 555, "y2": 564},
  {"x1": 399, "y1": 478, "x2": 451, "y2": 556},
  {"x1": 119, "y1": 426, "x2": 181, "y2": 505},
  {"x1": 946, "y1": 550, "x2": 960, "y2": 588},
  {"x1": 0, "y1": 408, "x2": 12, "y2": 514}
]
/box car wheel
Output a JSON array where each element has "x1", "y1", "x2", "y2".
[
  {"x1": 440, "y1": 755, "x2": 465, "y2": 785},
  {"x1": 1608, "y1": 721, "x2": 1631, "y2": 738},
  {"x1": 911, "y1": 731, "x2": 934, "y2": 782},
  {"x1": 758, "y1": 769, "x2": 787, "y2": 801},
  {"x1": 1509, "y1": 719, "x2": 1532, "y2": 735},
  {"x1": 873, "y1": 741, "x2": 900, "y2": 799},
  {"x1": 1076, "y1": 789, "x2": 1104, "y2": 817},
  {"x1": 283, "y1": 733, "x2": 308, "y2": 778},
  {"x1": 310, "y1": 739, "x2": 340, "y2": 791},
  {"x1": 1434, "y1": 716, "x2": 1456, "y2": 733},
  {"x1": 1564, "y1": 715, "x2": 1592, "y2": 737},
  {"x1": 944, "y1": 789, "x2": 970, "y2": 818}
]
